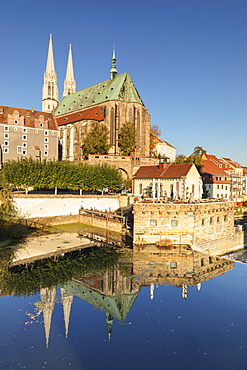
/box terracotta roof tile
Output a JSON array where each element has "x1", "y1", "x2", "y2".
[{"x1": 134, "y1": 163, "x2": 194, "y2": 179}]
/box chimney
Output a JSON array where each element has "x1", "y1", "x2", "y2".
[{"x1": 159, "y1": 157, "x2": 170, "y2": 170}]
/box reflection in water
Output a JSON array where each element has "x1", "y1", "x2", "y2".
[{"x1": 0, "y1": 243, "x2": 234, "y2": 348}]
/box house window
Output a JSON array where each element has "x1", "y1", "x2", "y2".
[
  {"x1": 40, "y1": 123, "x2": 43, "y2": 127},
  {"x1": 4, "y1": 133, "x2": 9, "y2": 139},
  {"x1": 170, "y1": 262, "x2": 177, "y2": 269},
  {"x1": 17, "y1": 146, "x2": 22, "y2": 154},
  {"x1": 4, "y1": 148, "x2": 9, "y2": 153},
  {"x1": 44, "y1": 131, "x2": 48, "y2": 136},
  {"x1": 35, "y1": 129, "x2": 38, "y2": 133},
  {"x1": 150, "y1": 220, "x2": 157, "y2": 226},
  {"x1": 210, "y1": 217, "x2": 213, "y2": 224},
  {"x1": 22, "y1": 128, "x2": 27, "y2": 133},
  {"x1": 221, "y1": 185, "x2": 224, "y2": 189},
  {"x1": 22, "y1": 150, "x2": 27, "y2": 155},
  {"x1": 217, "y1": 216, "x2": 220, "y2": 223},
  {"x1": 225, "y1": 194, "x2": 227, "y2": 198},
  {"x1": 44, "y1": 137, "x2": 49, "y2": 143},
  {"x1": 44, "y1": 144, "x2": 49, "y2": 149},
  {"x1": 171, "y1": 220, "x2": 178, "y2": 227},
  {"x1": 201, "y1": 219, "x2": 205, "y2": 226},
  {"x1": 217, "y1": 185, "x2": 219, "y2": 189},
  {"x1": 22, "y1": 142, "x2": 27, "y2": 148},
  {"x1": 14, "y1": 119, "x2": 18, "y2": 124},
  {"x1": 224, "y1": 215, "x2": 227, "y2": 221},
  {"x1": 51, "y1": 132, "x2": 54, "y2": 135},
  {"x1": 225, "y1": 186, "x2": 227, "y2": 190},
  {"x1": 44, "y1": 151, "x2": 48, "y2": 156},
  {"x1": 14, "y1": 127, "x2": 18, "y2": 132},
  {"x1": 139, "y1": 183, "x2": 142, "y2": 194},
  {"x1": 22, "y1": 135, "x2": 27, "y2": 140},
  {"x1": 217, "y1": 194, "x2": 220, "y2": 198},
  {"x1": 4, "y1": 126, "x2": 9, "y2": 131}
]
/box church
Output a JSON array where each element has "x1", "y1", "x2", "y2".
[{"x1": 42, "y1": 35, "x2": 151, "y2": 161}]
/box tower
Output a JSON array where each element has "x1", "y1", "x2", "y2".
[
  {"x1": 63, "y1": 44, "x2": 76, "y2": 97},
  {"x1": 42, "y1": 34, "x2": 59, "y2": 113},
  {"x1": 110, "y1": 47, "x2": 117, "y2": 80}
]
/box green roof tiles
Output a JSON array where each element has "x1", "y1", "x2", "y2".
[{"x1": 55, "y1": 72, "x2": 145, "y2": 116}]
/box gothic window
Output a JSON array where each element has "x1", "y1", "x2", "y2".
[
  {"x1": 137, "y1": 110, "x2": 140, "y2": 143},
  {"x1": 48, "y1": 85, "x2": 51, "y2": 95},
  {"x1": 110, "y1": 108, "x2": 115, "y2": 145}
]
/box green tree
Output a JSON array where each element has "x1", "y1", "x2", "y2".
[
  {"x1": 82, "y1": 122, "x2": 111, "y2": 159},
  {"x1": 118, "y1": 122, "x2": 137, "y2": 155},
  {"x1": 191, "y1": 146, "x2": 207, "y2": 156}
]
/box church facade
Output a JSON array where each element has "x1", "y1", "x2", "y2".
[{"x1": 42, "y1": 36, "x2": 150, "y2": 161}]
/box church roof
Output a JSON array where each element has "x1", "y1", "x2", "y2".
[
  {"x1": 62, "y1": 279, "x2": 138, "y2": 321},
  {"x1": 55, "y1": 72, "x2": 145, "y2": 116}
]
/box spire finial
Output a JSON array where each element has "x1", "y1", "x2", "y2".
[{"x1": 110, "y1": 47, "x2": 117, "y2": 80}]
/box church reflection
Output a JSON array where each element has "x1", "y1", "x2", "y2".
[
  {"x1": 29, "y1": 245, "x2": 234, "y2": 347},
  {"x1": 0, "y1": 244, "x2": 234, "y2": 347}
]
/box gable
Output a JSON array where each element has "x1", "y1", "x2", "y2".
[{"x1": 55, "y1": 72, "x2": 145, "y2": 117}]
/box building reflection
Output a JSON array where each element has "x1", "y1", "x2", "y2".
[{"x1": 1, "y1": 245, "x2": 233, "y2": 347}]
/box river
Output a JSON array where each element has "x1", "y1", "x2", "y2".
[{"x1": 0, "y1": 232, "x2": 246, "y2": 370}]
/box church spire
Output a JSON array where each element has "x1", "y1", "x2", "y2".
[
  {"x1": 110, "y1": 47, "x2": 117, "y2": 80},
  {"x1": 63, "y1": 44, "x2": 76, "y2": 97},
  {"x1": 42, "y1": 34, "x2": 59, "y2": 112}
]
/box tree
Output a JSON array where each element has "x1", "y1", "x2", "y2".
[
  {"x1": 82, "y1": 122, "x2": 111, "y2": 159},
  {"x1": 150, "y1": 125, "x2": 162, "y2": 156},
  {"x1": 150, "y1": 124, "x2": 162, "y2": 137},
  {"x1": 191, "y1": 146, "x2": 207, "y2": 156},
  {"x1": 118, "y1": 122, "x2": 136, "y2": 155}
]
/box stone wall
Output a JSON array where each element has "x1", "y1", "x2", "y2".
[{"x1": 133, "y1": 201, "x2": 244, "y2": 254}]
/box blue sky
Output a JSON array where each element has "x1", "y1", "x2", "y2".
[{"x1": 1, "y1": 0, "x2": 246, "y2": 165}]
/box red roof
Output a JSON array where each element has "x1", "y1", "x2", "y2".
[
  {"x1": 56, "y1": 106, "x2": 104, "y2": 126},
  {"x1": 0, "y1": 105, "x2": 57, "y2": 130},
  {"x1": 134, "y1": 163, "x2": 194, "y2": 179},
  {"x1": 201, "y1": 160, "x2": 229, "y2": 176}
]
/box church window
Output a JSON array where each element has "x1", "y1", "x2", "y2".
[
  {"x1": 48, "y1": 86, "x2": 51, "y2": 95},
  {"x1": 4, "y1": 133, "x2": 9, "y2": 139}
]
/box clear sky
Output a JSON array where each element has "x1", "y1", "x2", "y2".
[{"x1": 1, "y1": 0, "x2": 246, "y2": 165}]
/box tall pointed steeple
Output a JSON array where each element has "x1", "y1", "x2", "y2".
[
  {"x1": 42, "y1": 34, "x2": 59, "y2": 112},
  {"x1": 63, "y1": 44, "x2": 76, "y2": 97},
  {"x1": 110, "y1": 47, "x2": 117, "y2": 80},
  {"x1": 60, "y1": 287, "x2": 73, "y2": 338}
]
